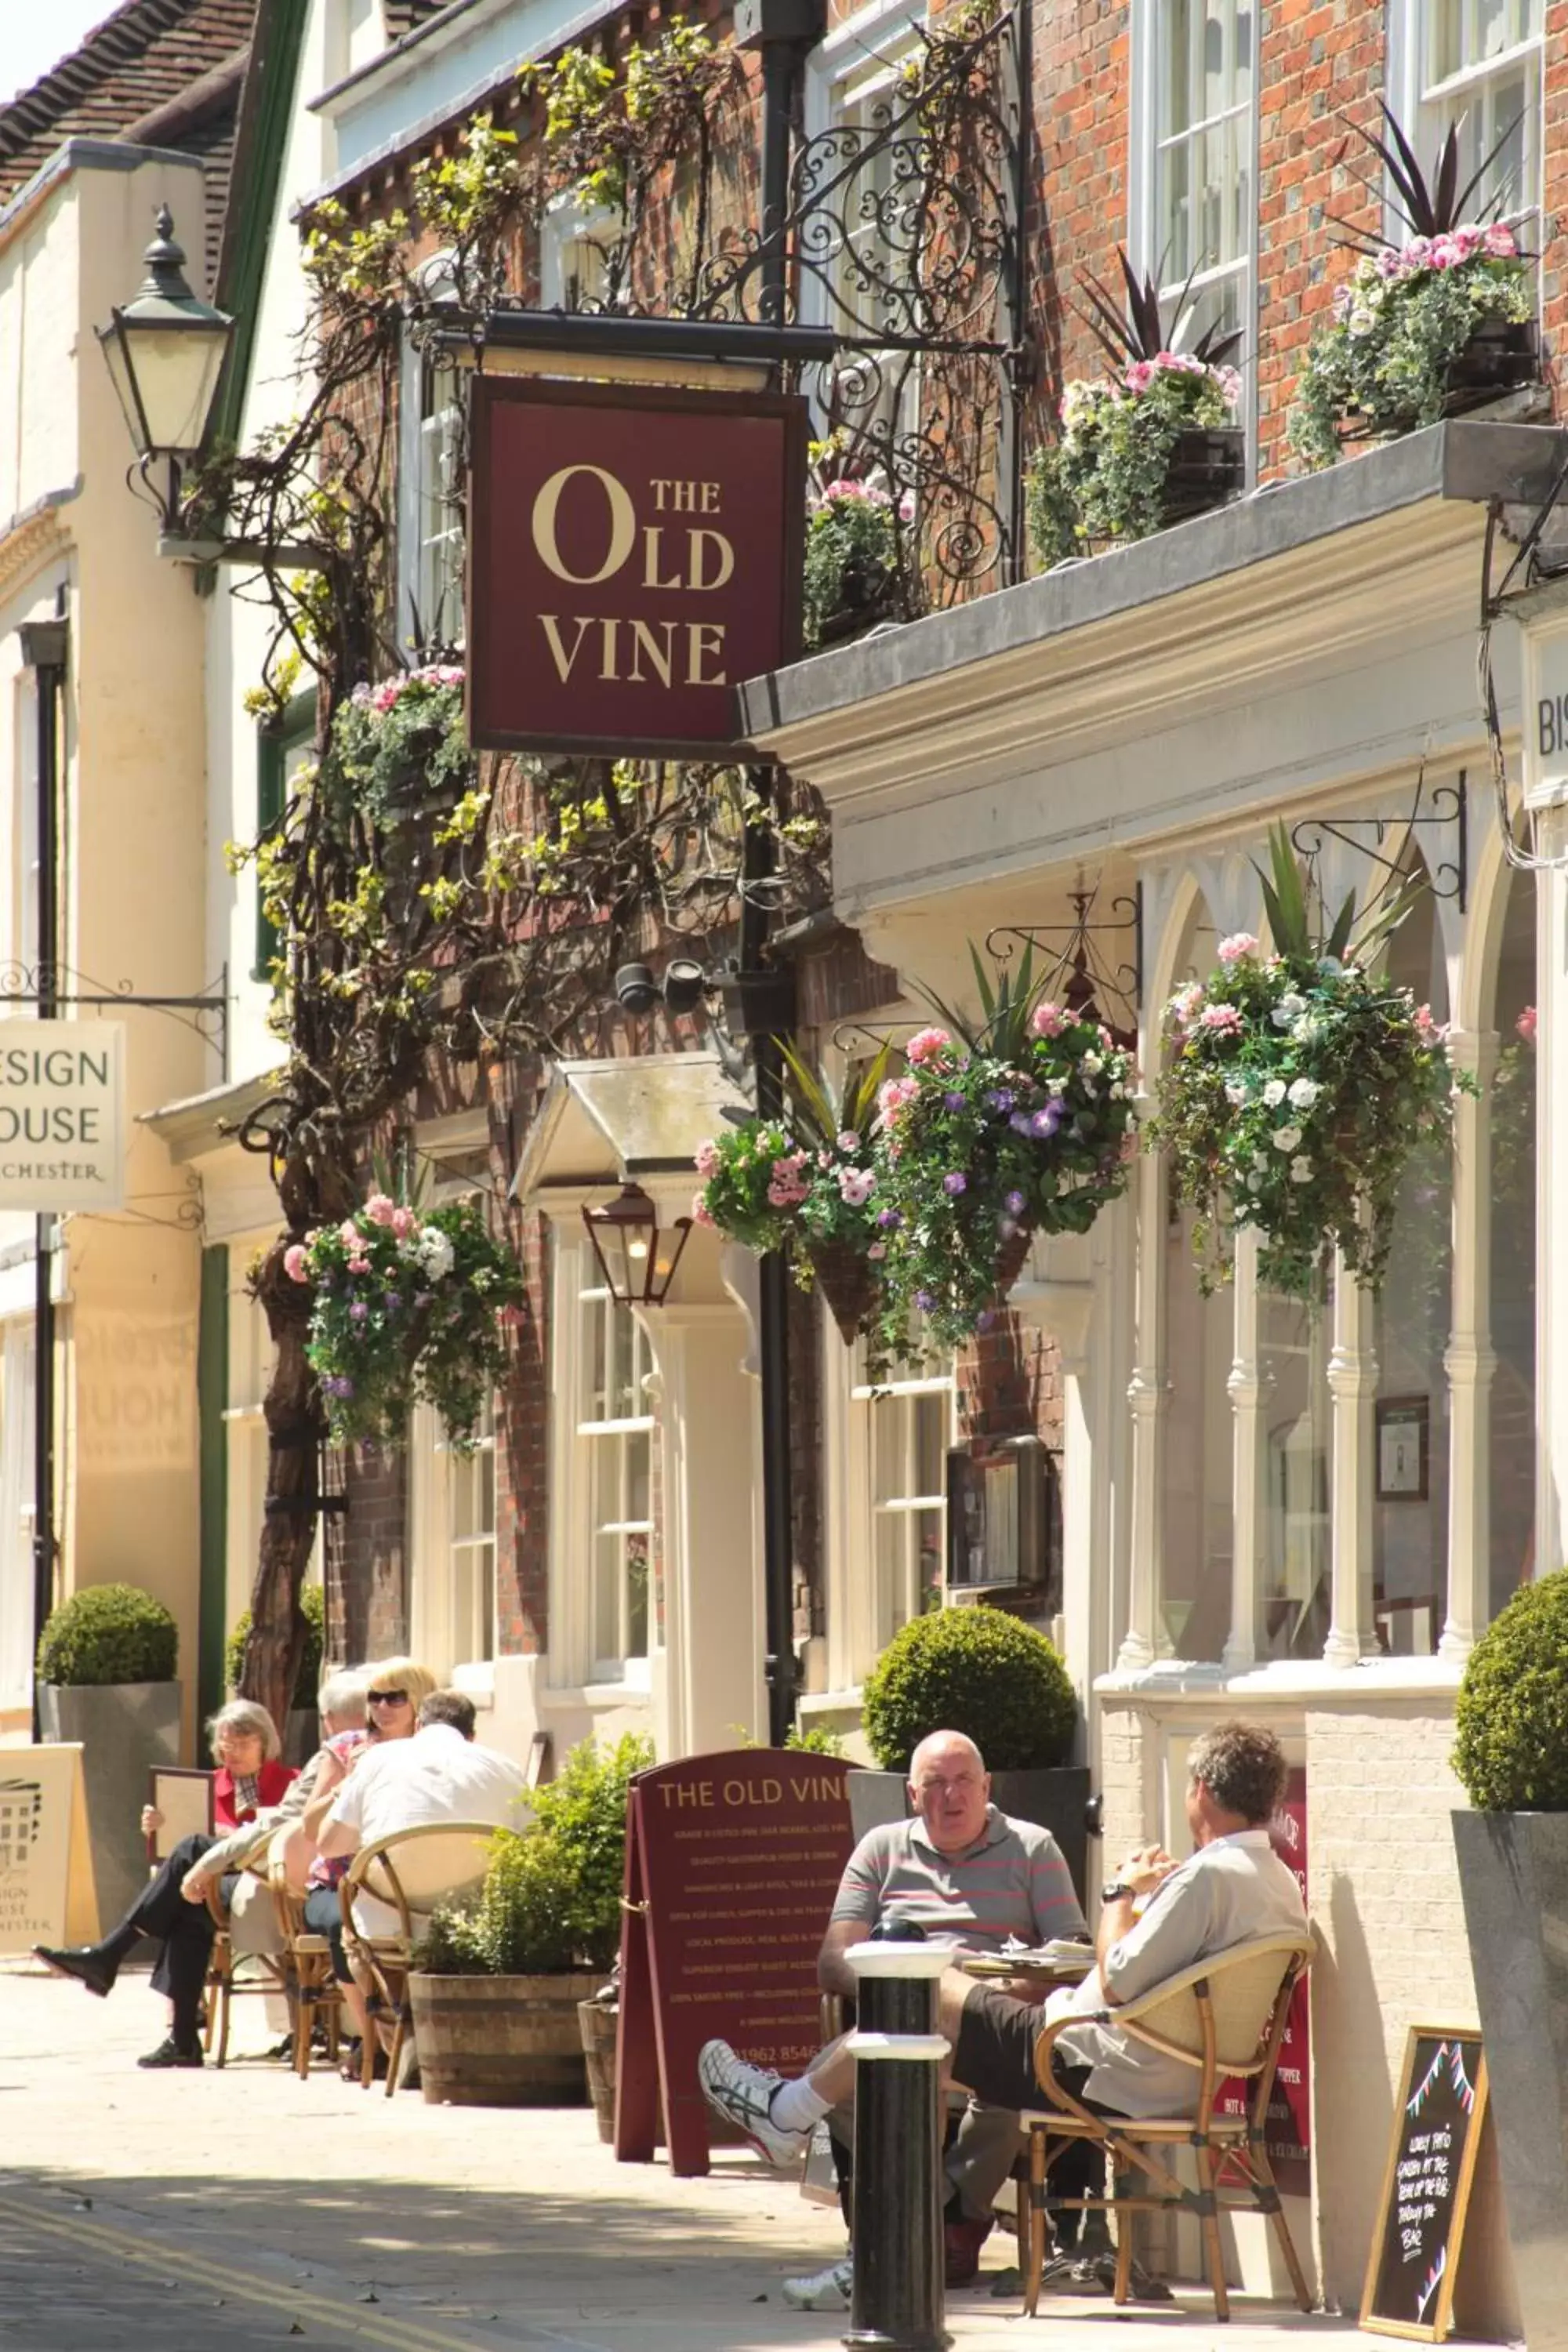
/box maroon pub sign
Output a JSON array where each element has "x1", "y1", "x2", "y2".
[{"x1": 468, "y1": 376, "x2": 808, "y2": 759}]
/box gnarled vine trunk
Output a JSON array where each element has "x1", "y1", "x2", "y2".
[{"x1": 237, "y1": 1237, "x2": 328, "y2": 1735}]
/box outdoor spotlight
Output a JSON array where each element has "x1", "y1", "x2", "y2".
[
  {"x1": 662, "y1": 957, "x2": 708, "y2": 1014},
  {"x1": 615, "y1": 962, "x2": 659, "y2": 1014}
]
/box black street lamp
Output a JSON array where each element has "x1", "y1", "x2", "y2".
[
  {"x1": 582, "y1": 1183, "x2": 693, "y2": 1308},
  {"x1": 96, "y1": 205, "x2": 233, "y2": 525}
]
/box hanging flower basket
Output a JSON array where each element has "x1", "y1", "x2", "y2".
[
  {"x1": 289, "y1": 1189, "x2": 521, "y2": 1450},
  {"x1": 693, "y1": 1048, "x2": 895, "y2": 1348},
  {"x1": 872, "y1": 947, "x2": 1138, "y2": 1354},
  {"x1": 1148, "y1": 826, "x2": 1472, "y2": 1301},
  {"x1": 328, "y1": 666, "x2": 474, "y2": 823}
]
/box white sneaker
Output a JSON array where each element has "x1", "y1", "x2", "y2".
[
  {"x1": 698, "y1": 2039, "x2": 808, "y2": 2165},
  {"x1": 782, "y1": 2258, "x2": 853, "y2": 2311}
]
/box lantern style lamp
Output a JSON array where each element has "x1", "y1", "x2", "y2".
[
  {"x1": 97, "y1": 206, "x2": 234, "y2": 521},
  {"x1": 582, "y1": 1183, "x2": 692, "y2": 1307}
]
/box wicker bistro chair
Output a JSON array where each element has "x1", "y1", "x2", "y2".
[
  {"x1": 269, "y1": 1853, "x2": 346, "y2": 2078},
  {"x1": 1022, "y1": 1931, "x2": 1316, "y2": 2322},
  {"x1": 338, "y1": 1823, "x2": 497, "y2": 2097},
  {"x1": 201, "y1": 1863, "x2": 292, "y2": 2067}
]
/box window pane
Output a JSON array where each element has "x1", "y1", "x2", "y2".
[
  {"x1": 626, "y1": 1429, "x2": 650, "y2": 1524},
  {"x1": 874, "y1": 1512, "x2": 913, "y2": 1646},
  {"x1": 612, "y1": 1305, "x2": 637, "y2": 1419},
  {"x1": 626, "y1": 1531, "x2": 650, "y2": 1658},
  {"x1": 586, "y1": 1295, "x2": 608, "y2": 1421},
  {"x1": 1162, "y1": 1207, "x2": 1234, "y2": 1661},
  {"x1": 913, "y1": 1393, "x2": 946, "y2": 1500},
  {"x1": 1260, "y1": 1283, "x2": 1332, "y2": 1661},
  {"x1": 1488, "y1": 870, "x2": 1536, "y2": 1618},
  {"x1": 593, "y1": 1531, "x2": 622, "y2": 1662}
]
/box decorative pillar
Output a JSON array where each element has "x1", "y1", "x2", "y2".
[
  {"x1": 1323, "y1": 1245, "x2": 1377, "y2": 1666},
  {"x1": 1224, "y1": 1227, "x2": 1264, "y2": 1674},
  {"x1": 1441, "y1": 1028, "x2": 1498, "y2": 1660},
  {"x1": 1120, "y1": 1116, "x2": 1165, "y2": 1671}
]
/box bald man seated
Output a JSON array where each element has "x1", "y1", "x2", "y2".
[{"x1": 720, "y1": 1730, "x2": 1087, "y2": 2291}]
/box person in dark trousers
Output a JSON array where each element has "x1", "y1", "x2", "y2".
[{"x1": 34, "y1": 1700, "x2": 293, "y2": 2067}]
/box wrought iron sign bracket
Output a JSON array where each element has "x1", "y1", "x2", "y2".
[
  {"x1": 1291, "y1": 773, "x2": 1467, "y2": 913},
  {"x1": 0, "y1": 962, "x2": 229, "y2": 1069},
  {"x1": 985, "y1": 883, "x2": 1144, "y2": 1024}
]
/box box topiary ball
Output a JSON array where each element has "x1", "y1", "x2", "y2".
[
  {"x1": 1454, "y1": 1566, "x2": 1568, "y2": 1813},
  {"x1": 861, "y1": 1604, "x2": 1076, "y2": 1773},
  {"x1": 225, "y1": 1580, "x2": 325, "y2": 1709},
  {"x1": 35, "y1": 1581, "x2": 178, "y2": 1687}
]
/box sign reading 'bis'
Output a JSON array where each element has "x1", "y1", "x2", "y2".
[
  {"x1": 0, "y1": 1019, "x2": 125, "y2": 1211},
  {"x1": 468, "y1": 378, "x2": 807, "y2": 758}
]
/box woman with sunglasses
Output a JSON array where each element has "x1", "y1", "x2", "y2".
[
  {"x1": 34, "y1": 1700, "x2": 294, "y2": 2067},
  {"x1": 290, "y1": 1657, "x2": 435, "y2": 2076}
]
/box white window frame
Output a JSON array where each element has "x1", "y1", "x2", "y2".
[
  {"x1": 1129, "y1": 0, "x2": 1260, "y2": 469},
  {"x1": 547, "y1": 1223, "x2": 655, "y2": 1692},
  {"x1": 825, "y1": 1331, "x2": 955, "y2": 1693},
  {"x1": 539, "y1": 192, "x2": 620, "y2": 310},
  {"x1": 801, "y1": 0, "x2": 927, "y2": 455},
  {"x1": 396, "y1": 274, "x2": 464, "y2": 655},
  {"x1": 410, "y1": 1395, "x2": 498, "y2": 1677},
  {"x1": 1391, "y1": 0, "x2": 1544, "y2": 253}
]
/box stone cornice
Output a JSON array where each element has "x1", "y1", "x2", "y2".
[{"x1": 0, "y1": 485, "x2": 79, "y2": 603}]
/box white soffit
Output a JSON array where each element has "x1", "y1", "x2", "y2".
[{"x1": 512, "y1": 1052, "x2": 750, "y2": 1202}]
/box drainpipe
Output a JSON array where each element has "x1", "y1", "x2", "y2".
[{"x1": 18, "y1": 607, "x2": 68, "y2": 1737}]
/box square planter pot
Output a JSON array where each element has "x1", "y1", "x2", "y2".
[
  {"x1": 1160, "y1": 426, "x2": 1246, "y2": 525},
  {"x1": 849, "y1": 1764, "x2": 1094, "y2": 1909},
  {"x1": 1450, "y1": 1807, "x2": 1568, "y2": 2351},
  {"x1": 38, "y1": 1680, "x2": 180, "y2": 1933},
  {"x1": 1443, "y1": 318, "x2": 1541, "y2": 410}
]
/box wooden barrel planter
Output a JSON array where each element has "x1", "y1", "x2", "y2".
[
  {"x1": 408, "y1": 1971, "x2": 603, "y2": 2107},
  {"x1": 579, "y1": 1998, "x2": 618, "y2": 2143}
]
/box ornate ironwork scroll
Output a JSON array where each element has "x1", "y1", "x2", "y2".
[{"x1": 1291, "y1": 772, "x2": 1468, "y2": 913}]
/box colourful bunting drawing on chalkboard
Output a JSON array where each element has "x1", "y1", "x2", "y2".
[
  {"x1": 1406, "y1": 2041, "x2": 1448, "y2": 2117},
  {"x1": 1448, "y1": 2044, "x2": 1476, "y2": 2113},
  {"x1": 1415, "y1": 2247, "x2": 1446, "y2": 2326}
]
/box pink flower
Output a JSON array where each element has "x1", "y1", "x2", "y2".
[
  {"x1": 348, "y1": 1254, "x2": 372, "y2": 1276},
  {"x1": 1029, "y1": 1000, "x2": 1068, "y2": 1038},
  {"x1": 338, "y1": 1218, "x2": 363, "y2": 1249},
  {"x1": 692, "y1": 1192, "x2": 715, "y2": 1226},
  {"x1": 1199, "y1": 1003, "x2": 1244, "y2": 1034},
  {"x1": 1450, "y1": 226, "x2": 1482, "y2": 261},
  {"x1": 363, "y1": 1192, "x2": 397, "y2": 1227},
  {"x1": 390, "y1": 1206, "x2": 418, "y2": 1240},
  {"x1": 1484, "y1": 221, "x2": 1518, "y2": 259},
  {"x1": 1430, "y1": 234, "x2": 1461, "y2": 270},
  {"x1": 837, "y1": 1167, "x2": 877, "y2": 1207},
  {"x1": 905, "y1": 1026, "x2": 953, "y2": 1065},
  {"x1": 867, "y1": 1240, "x2": 887, "y2": 1261},
  {"x1": 1517, "y1": 1004, "x2": 1537, "y2": 1045},
  {"x1": 837, "y1": 1131, "x2": 862, "y2": 1152},
  {"x1": 1167, "y1": 982, "x2": 1206, "y2": 1032},
  {"x1": 877, "y1": 1074, "x2": 920, "y2": 1123},
  {"x1": 1218, "y1": 932, "x2": 1260, "y2": 964},
  {"x1": 284, "y1": 1244, "x2": 310, "y2": 1283},
  {"x1": 1404, "y1": 234, "x2": 1433, "y2": 270},
  {"x1": 1123, "y1": 359, "x2": 1156, "y2": 396},
  {"x1": 694, "y1": 1138, "x2": 720, "y2": 1178}
]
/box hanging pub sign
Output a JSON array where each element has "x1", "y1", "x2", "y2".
[
  {"x1": 467, "y1": 377, "x2": 808, "y2": 760},
  {"x1": 0, "y1": 1020, "x2": 124, "y2": 1212}
]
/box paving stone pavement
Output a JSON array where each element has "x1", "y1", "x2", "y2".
[{"x1": 0, "y1": 1960, "x2": 1373, "y2": 2352}]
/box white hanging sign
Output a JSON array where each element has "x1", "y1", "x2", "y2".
[
  {"x1": 0, "y1": 1020, "x2": 125, "y2": 1211},
  {"x1": 1518, "y1": 601, "x2": 1568, "y2": 810}
]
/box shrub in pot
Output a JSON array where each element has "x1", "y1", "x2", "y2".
[
  {"x1": 35, "y1": 1583, "x2": 180, "y2": 1933},
  {"x1": 1450, "y1": 1566, "x2": 1568, "y2": 2347},
  {"x1": 410, "y1": 1733, "x2": 652, "y2": 2107},
  {"x1": 226, "y1": 1581, "x2": 325, "y2": 1762},
  {"x1": 858, "y1": 1605, "x2": 1089, "y2": 1898}
]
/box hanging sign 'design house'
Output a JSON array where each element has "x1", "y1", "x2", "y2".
[
  {"x1": 0, "y1": 1021, "x2": 125, "y2": 1213},
  {"x1": 467, "y1": 378, "x2": 808, "y2": 759}
]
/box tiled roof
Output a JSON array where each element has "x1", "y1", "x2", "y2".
[
  {"x1": 381, "y1": 0, "x2": 450, "y2": 37},
  {"x1": 0, "y1": 0, "x2": 260, "y2": 283}
]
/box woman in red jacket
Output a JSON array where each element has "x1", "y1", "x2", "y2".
[{"x1": 35, "y1": 1699, "x2": 296, "y2": 2067}]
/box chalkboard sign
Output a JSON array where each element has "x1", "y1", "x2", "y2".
[
  {"x1": 614, "y1": 1748, "x2": 855, "y2": 2176},
  {"x1": 1360, "y1": 2027, "x2": 1490, "y2": 2341}
]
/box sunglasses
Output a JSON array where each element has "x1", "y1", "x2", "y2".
[{"x1": 366, "y1": 1689, "x2": 409, "y2": 1707}]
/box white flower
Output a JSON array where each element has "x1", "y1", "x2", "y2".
[
  {"x1": 1290, "y1": 1156, "x2": 1313, "y2": 1183},
  {"x1": 1316, "y1": 956, "x2": 1344, "y2": 978},
  {"x1": 1270, "y1": 992, "x2": 1307, "y2": 1030},
  {"x1": 1253, "y1": 1152, "x2": 1269, "y2": 1173},
  {"x1": 1287, "y1": 1076, "x2": 1320, "y2": 1109},
  {"x1": 1109, "y1": 1080, "x2": 1127, "y2": 1099},
  {"x1": 1247, "y1": 1172, "x2": 1264, "y2": 1192},
  {"x1": 1224, "y1": 1079, "x2": 1247, "y2": 1104},
  {"x1": 1081, "y1": 1051, "x2": 1104, "y2": 1076},
  {"x1": 1272, "y1": 1124, "x2": 1302, "y2": 1153},
  {"x1": 1262, "y1": 1078, "x2": 1287, "y2": 1107},
  {"x1": 416, "y1": 1228, "x2": 456, "y2": 1280},
  {"x1": 1291, "y1": 1014, "x2": 1323, "y2": 1044},
  {"x1": 1047, "y1": 1076, "x2": 1069, "y2": 1098}
]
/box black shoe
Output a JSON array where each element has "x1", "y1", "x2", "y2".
[
  {"x1": 137, "y1": 2037, "x2": 203, "y2": 2070},
  {"x1": 1074, "y1": 2251, "x2": 1174, "y2": 2303},
  {"x1": 34, "y1": 1944, "x2": 116, "y2": 1998}
]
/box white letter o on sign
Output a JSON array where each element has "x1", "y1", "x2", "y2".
[{"x1": 531, "y1": 464, "x2": 637, "y2": 584}]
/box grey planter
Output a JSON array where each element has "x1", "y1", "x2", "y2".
[
  {"x1": 1450, "y1": 1808, "x2": 1568, "y2": 2352},
  {"x1": 38, "y1": 1680, "x2": 180, "y2": 1935},
  {"x1": 850, "y1": 1764, "x2": 1094, "y2": 1908}
]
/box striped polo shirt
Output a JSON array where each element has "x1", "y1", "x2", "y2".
[{"x1": 829, "y1": 1805, "x2": 1086, "y2": 1949}]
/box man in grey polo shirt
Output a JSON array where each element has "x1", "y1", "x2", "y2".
[{"x1": 704, "y1": 1728, "x2": 1087, "y2": 2292}]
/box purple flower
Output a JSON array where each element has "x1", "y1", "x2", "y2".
[
  {"x1": 324, "y1": 1374, "x2": 355, "y2": 1399},
  {"x1": 1005, "y1": 1189, "x2": 1026, "y2": 1214},
  {"x1": 349, "y1": 1301, "x2": 369, "y2": 1322},
  {"x1": 977, "y1": 1308, "x2": 996, "y2": 1332},
  {"x1": 915, "y1": 1288, "x2": 935, "y2": 1312},
  {"x1": 944, "y1": 1090, "x2": 967, "y2": 1111},
  {"x1": 1030, "y1": 1105, "x2": 1063, "y2": 1139},
  {"x1": 877, "y1": 1208, "x2": 902, "y2": 1231},
  {"x1": 1009, "y1": 1112, "x2": 1032, "y2": 1135},
  {"x1": 986, "y1": 1089, "x2": 1015, "y2": 1113},
  {"x1": 943, "y1": 1171, "x2": 967, "y2": 1196},
  {"x1": 385, "y1": 1291, "x2": 401, "y2": 1310}
]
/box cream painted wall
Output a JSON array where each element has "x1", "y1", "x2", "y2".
[{"x1": 0, "y1": 179, "x2": 81, "y2": 521}]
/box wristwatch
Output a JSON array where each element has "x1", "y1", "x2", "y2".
[{"x1": 1101, "y1": 1878, "x2": 1134, "y2": 1904}]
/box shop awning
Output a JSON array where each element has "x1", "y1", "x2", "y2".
[{"x1": 511, "y1": 1052, "x2": 750, "y2": 1203}]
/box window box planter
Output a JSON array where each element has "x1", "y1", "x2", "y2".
[
  {"x1": 1160, "y1": 425, "x2": 1247, "y2": 524},
  {"x1": 1443, "y1": 315, "x2": 1540, "y2": 405}
]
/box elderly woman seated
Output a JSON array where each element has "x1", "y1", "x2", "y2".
[{"x1": 34, "y1": 1698, "x2": 296, "y2": 2068}]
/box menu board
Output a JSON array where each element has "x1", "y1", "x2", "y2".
[
  {"x1": 614, "y1": 1749, "x2": 854, "y2": 2176},
  {"x1": 1217, "y1": 1766, "x2": 1310, "y2": 2195},
  {"x1": 1360, "y1": 2027, "x2": 1489, "y2": 2341}
]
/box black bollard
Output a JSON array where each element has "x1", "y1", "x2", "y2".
[{"x1": 843, "y1": 1931, "x2": 952, "y2": 2352}]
